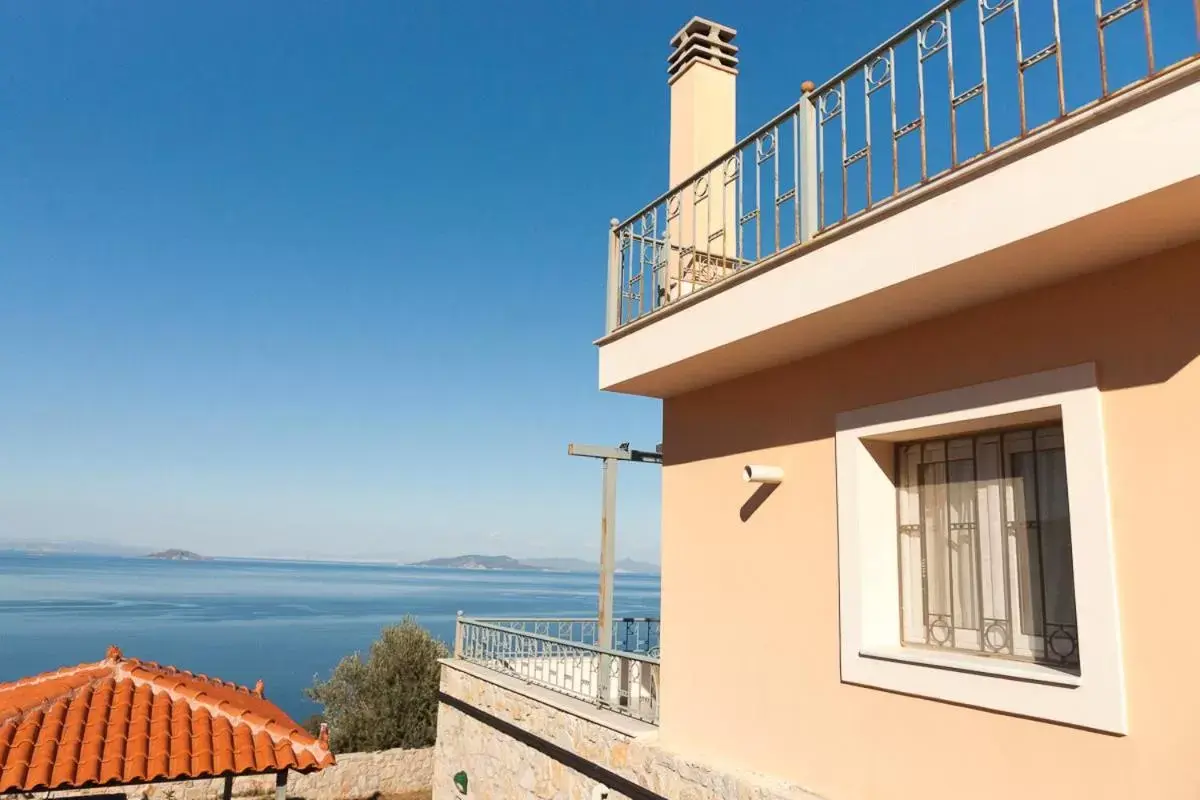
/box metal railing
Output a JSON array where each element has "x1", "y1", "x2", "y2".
[
  {"x1": 609, "y1": 0, "x2": 1200, "y2": 331},
  {"x1": 455, "y1": 615, "x2": 661, "y2": 724},
  {"x1": 608, "y1": 101, "x2": 815, "y2": 329},
  {"x1": 614, "y1": 616, "x2": 660, "y2": 656},
  {"x1": 467, "y1": 616, "x2": 661, "y2": 655}
]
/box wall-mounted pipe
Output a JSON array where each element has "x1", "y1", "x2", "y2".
[{"x1": 743, "y1": 465, "x2": 784, "y2": 484}]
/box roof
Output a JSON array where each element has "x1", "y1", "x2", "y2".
[{"x1": 0, "y1": 646, "x2": 334, "y2": 794}]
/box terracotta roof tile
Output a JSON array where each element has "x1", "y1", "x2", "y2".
[{"x1": 0, "y1": 648, "x2": 333, "y2": 793}]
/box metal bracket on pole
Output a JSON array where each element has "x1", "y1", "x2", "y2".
[{"x1": 568, "y1": 441, "x2": 662, "y2": 706}]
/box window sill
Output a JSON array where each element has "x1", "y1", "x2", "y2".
[{"x1": 859, "y1": 646, "x2": 1082, "y2": 688}]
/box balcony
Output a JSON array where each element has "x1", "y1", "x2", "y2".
[
  {"x1": 599, "y1": 0, "x2": 1200, "y2": 398},
  {"x1": 453, "y1": 615, "x2": 661, "y2": 725}
]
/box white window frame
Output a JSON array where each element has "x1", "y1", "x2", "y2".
[{"x1": 835, "y1": 363, "x2": 1126, "y2": 733}]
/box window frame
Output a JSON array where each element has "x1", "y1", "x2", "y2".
[{"x1": 834, "y1": 363, "x2": 1126, "y2": 733}]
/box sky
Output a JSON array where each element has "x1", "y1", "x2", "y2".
[{"x1": 1, "y1": 1, "x2": 1186, "y2": 563}]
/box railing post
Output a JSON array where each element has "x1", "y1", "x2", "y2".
[
  {"x1": 605, "y1": 218, "x2": 621, "y2": 334},
  {"x1": 798, "y1": 80, "x2": 819, "y2": 243},
  {"x1": 454, "y1": 610, "x2": 464, "y2": 658}
]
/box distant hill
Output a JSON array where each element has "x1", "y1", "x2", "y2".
[
  {"x1": 0, "y1": 539, "x2": 145, "y2": 556},
  {"x1": 409, "y1": 554, "x2": 538, "y2": 571},
  {"x1": 410, "y1": 554, "x2": 660, "y2": 574},
  {"x1": 616, "y1": 557, "x2": 659, "y2": 574},
  {"x1": 146, "y1": 549, "x2": 209, "y2": 561}
]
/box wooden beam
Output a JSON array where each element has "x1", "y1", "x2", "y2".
[
  {"x1": 567, "y1": 443, "x2": 662, "y2": 464},
  {"x1": 597, "y1": 455, "x2": 617, "y2": 700},
  {"x1": 567, "y1": 440, "x2": 662, "y2": 705}
]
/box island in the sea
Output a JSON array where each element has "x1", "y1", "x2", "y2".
[
  {"x1": 409, "y1": 554, "x2": 659, "y2": 573},
  {"x1": 146, "y1": 549, "x2": 209, "y2": 561},
  {"x1": 409, "y1": 554, "x2": 536, "y2": 571}
]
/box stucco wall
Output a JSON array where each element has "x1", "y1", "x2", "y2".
[
  {"x1": 48, "y1": 747, "x2": 433, "y2": 800},
  {"x1": 432, "y1": 661, "x2": 820, "y2": 800},
  {"x1": 658, "y1": 239, "x2": 1200, "y2": 799}
]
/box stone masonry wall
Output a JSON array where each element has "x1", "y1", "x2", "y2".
[
  {"x1": 47, "y1": 747, "x2": 433, "y2": 800},
  {"x1": 433, "y1": 661, "x2": 822, "y2": 800}
]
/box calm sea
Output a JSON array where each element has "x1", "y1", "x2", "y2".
[{"x1": 0, "y1": 552, "x2": 660, "y2": 721}]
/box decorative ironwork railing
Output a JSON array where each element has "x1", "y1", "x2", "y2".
[
  {"x1": 608, "y1": 0, "x2": 1200, "y2": 331},
  {"x1": 467, "y1": 616, "x2": 661, "y2": 655},
  {"x1": 609, "y1": 103, "x2": 813, "y2": 328},
  {"x1": 614, "y1": 616, "x2": 660, "y2": 656},
  {"x1": 455, "y1": 616, "x2": 661, "y2": 724}
]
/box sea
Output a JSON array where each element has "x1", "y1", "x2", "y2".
[{"x1": 0, "y1": 551, "x2": 661, "y2": 721}]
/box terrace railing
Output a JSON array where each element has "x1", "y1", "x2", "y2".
[
  {"x1": 465, "y1": 616, "x2": 660, "y2": 655},
  {"x1": 608, "y1": 0, "x2": 1200, "y2": 331},
  {"x1": 455, "y1": 615, "x2": 660, "y2": 724}
]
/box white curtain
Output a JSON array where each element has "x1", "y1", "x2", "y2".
[{"x1": 898, "y1": 426, "x2": 1077, "y2": 663}]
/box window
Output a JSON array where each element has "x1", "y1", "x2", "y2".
[
  {"x1": 896, "y1": 425, "x2": 1079, "y2": 671},
  {"x1": 834, "y1": 364, "x2": 1126, "y2": 733}
]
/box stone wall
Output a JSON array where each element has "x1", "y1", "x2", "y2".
[
  {"x1": 49, "y1": 747, "x2": 433, "y2": 800},
  {"x1": 433, "y1": 660, "x2": 821, "y2": 800}
]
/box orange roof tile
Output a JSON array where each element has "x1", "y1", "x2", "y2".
[{"x1": 0, "y1": 646, "x2": 334, "y2": 794}]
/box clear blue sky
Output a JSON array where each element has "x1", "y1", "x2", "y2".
[{"x1": 1, "y1": 1, "x2": 1172, "y2": 562}]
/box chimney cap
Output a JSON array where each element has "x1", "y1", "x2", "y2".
[
  {"x1": 668, "y1": 33, "x2": 738, "y2": 66},
  {"x1": 668, "y1": 17, "x2": 738, "y2": 81},
  {"x1": 670, "y1": 17, "x2": 736, "y2": 49}
]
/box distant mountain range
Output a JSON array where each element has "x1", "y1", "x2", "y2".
[
  {"x1": 0, "y1": 539, "x2": 661, "y2": 574},
  {"x1": 0, "y1": 539, "x2": 146, "y2": 556},
  {"x1": 409, "y1": 554, "x2": 659, "y2": 574},
  {"x1": 411, "y1": 554, "x2": 535, "y2": 571}
]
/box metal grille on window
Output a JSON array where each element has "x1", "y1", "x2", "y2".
[{"x1": 897, "y1": 425, "x2": 1079, "y2": 669}]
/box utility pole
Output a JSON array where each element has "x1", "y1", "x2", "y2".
[{"x1": 567, "y1": 441, "x2": 662, "y2": 704}]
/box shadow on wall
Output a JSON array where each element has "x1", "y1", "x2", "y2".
[
  {"x1": 739, "y1": 483, "x2": 778, "y2": 521},
  {"x1": 663, "y1": 238, "x2": 1200, "y2": 466}
]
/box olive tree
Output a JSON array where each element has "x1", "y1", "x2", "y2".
[{"x1": 305, "y1": 617, "x2": 448, "y2": 752}]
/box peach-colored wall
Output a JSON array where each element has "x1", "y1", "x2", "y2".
[{"x1": 659, "y1": 239, "x2": 1200, "y2": 800}]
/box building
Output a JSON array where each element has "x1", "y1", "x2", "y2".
[
  {"x1": 0, "y1": 646, "x2": 333, "y2": 799},
  {"x1": 434, "y1": 3, "x2": 1200, "y2": 798}
]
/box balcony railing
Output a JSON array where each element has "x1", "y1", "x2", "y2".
[
  {"x1": 471, "y1": 616, "x2": 661, "y2": 656},
  {"x1": 608, "y1": 0, "x2": 1200, "y2": 331},
  {"x1": 454, "y1": 615, "x2": 661, "y2": 724}
]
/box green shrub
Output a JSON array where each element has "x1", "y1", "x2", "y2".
[{"x1": 305, "y1": 617, "x2": 448, "y2": 752}]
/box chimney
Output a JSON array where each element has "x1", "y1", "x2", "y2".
[
  {"x1": 668, "y1": 18, "x2": 737, "y2": 187},
  {"x1": 661, "y1": 18, "x2": 739, "y2": 304}
]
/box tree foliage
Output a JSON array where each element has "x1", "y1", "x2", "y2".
[
  {"x1": 305, "y1": 617, "x2": 448, "y2": 752},
  {"x1": 300, "y1": 713, "x2": 325, "y2": 738}
]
